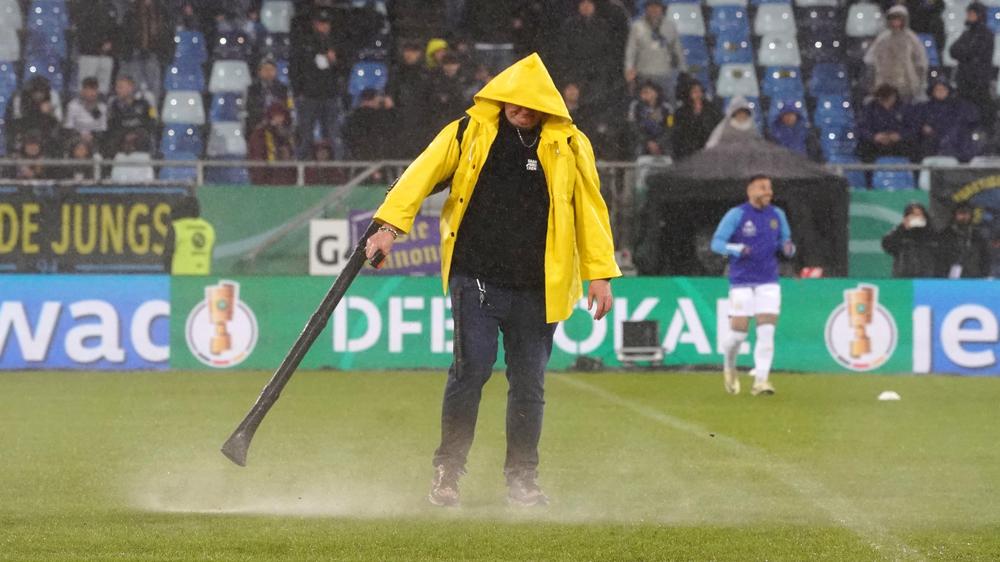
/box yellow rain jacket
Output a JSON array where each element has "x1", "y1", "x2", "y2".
[{"x1": 374, "y1": 53, "x2": 621, "y2": 323}]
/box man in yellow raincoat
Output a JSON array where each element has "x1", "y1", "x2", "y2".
[{"x1": 365, "y1": 53, "x2": 621, "y2": 507}]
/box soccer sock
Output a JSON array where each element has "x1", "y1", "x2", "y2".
[
  {"x1": 723, "y1": 330, "x2": 747, "y2": 373},
  {"x1": 754, "y1": 324, "x2": 776, "y2": 384}
]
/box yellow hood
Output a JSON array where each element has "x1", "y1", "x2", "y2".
[{"x1": 471, "y1": 53, "x2": 571, "y2": 123}]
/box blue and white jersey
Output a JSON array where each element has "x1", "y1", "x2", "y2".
[{"x1": 710, "y1": 203, "x2": 792, "y2": 286}]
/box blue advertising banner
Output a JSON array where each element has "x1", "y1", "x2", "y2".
[
  {"x1": 913, "y1": 280, "x2": 1000, "y2": 376},
  {"x1": 0, "y1": 275, "x2": 170, "y2": 370},
  {"x1": 349, "y1": 210, "x2": 441, "y2": 276}
]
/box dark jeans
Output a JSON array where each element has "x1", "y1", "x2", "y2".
[
  {"x1": 295, "y1": 96, "x2": 340, "y2": 159},
  {"x1": 433, "y1": 275, "x2": 556, "y2": 478}
]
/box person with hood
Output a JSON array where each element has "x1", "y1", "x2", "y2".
[
  {"x1": 881, "y1": 202, "x2": 939, "y2": 277},
  {"x1": 915, "y1": 80, "x2": 981, "y2": 161},
  {"x1": 950, "y1": 2, "x2": 995, "y2": 131},
  {"x1": 864, "y1": 5, "x2": 928, "y2": 102},
  {"x1": 365, "y1": 53, "x2": 620, "y2": 509},
  {"x1": 705, "y1": 96, "x2": 760, "y2": 149},
  {"x1": 672, "y1": 80, "x2": 722, "y2": 160},
  {"x1": 624, "y1": 0, "x2": 686, "y2": 105},
  {"x1": 766, "y1": 107, "x2": 820, "y2": 160},
  {"x1": 857, "y1": 83, "x2": 919, "y2": 162},
  {"x1": 937, "y1": 203, "x2": 991, "y2": 278},
  {"x1": 248, "y1": 102, "x2": 296, "y2": 185},
  {"x1": 627, "y1": 80, "x2": 672, "y2": 157}
]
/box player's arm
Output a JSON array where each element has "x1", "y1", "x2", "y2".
[
  {"x1": 775, "y1": 208, "x2": 796, "y2": 257},
  {"x1": 710, "y1": 208, "x2": 746, "y2": 257}
]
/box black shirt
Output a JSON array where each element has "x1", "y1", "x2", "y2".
[{"x1": 451, "y1": 116, "x2": 550, "y2": 288}]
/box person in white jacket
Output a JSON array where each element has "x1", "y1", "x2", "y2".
[{"x1": 864, "y1": 5, "x2": 928, "y2": 102}]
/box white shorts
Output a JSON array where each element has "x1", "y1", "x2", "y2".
[{"x1": 728, "y1": 283, "x2": 781, "y2": 317}]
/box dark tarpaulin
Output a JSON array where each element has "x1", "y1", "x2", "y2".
[{"x1": 634, "y1": 139, "x2": 849, "y2": 276}]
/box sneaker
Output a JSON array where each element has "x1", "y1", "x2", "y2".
[
  {"x1": 751, "y1": 381, "x2": 775, "y2": 396},
  {"x1": 507, "y1": 470, "x2": 549, "y2": 507},
  {"x1": 428, "y1": 465, "x2": 462, "y2": 507},
  {"x1": 723, "y1": 368, "x2": 740, "y2": 395}
]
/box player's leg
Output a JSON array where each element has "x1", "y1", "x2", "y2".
[
  {"x1": 750, "y1": 283, "x2": 781, "y2": 396},
  {"x1": 430, "y1": 275, "x2": 501, "y2": 506},
  {"x1": 500, "y1": 285, "x2": 555, "y2": 506},
  {"x1": 722, "y1": 287, "x2": 753, "y2": 394}
]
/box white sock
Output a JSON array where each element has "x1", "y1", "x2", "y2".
[
  {"x1": 754, "y1": 324, "x2": 775, "y2": 384},
  {"x1": 723, "y1": 330, "x2": 748, "y2": 373}
]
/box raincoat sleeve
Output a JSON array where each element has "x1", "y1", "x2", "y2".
[
  {"x1": 570, "y1": 129, "x2": 622, "y2": 281},
  {"x1": 373, "y1": 119, "x2": 463, "y2": 233}
]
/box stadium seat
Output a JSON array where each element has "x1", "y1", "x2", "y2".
[
  {"x1": 212, "y1": 30, "x2": 251, "y2": 61},
  {"x1": 872, "y1": 157, "x2": 916, "y2": 190},
  {"x1": 714, "y1": 35, "x2": 754, "y2": 65},
  {"x1": 22, "y1": 59, "x2": 64, "y2": 92},
  {"x1": 918, "y1": 33, "x2": 941, "y2": 67},
  {"x1": 762, "y1": 66, "x2": 805, "y2": 99},
  {"x1": 260, "y1": 0, "x2": 293, "y2": 33},
  {"x1": 827, "y1": 154, "x2": 868, "y2": 188},
  {"x1": 754, "y1": 3, "x2": 796, "y2": 36},
  {"x1": 0, "y1": 0, "x2": 23, "y2": 31},
  {"x1": 814, "y1": 95, "x2": 854, "y2": 128},
  {"x1": 0, "y1": 61, "x2": 16, "y2": 99},
  {"x1": 795, "y1": 0, "x2": 838, "y2": 7},
  {"x1": 796, "y1": 7, "x2": 842, "y2": 36},
  {"x1": 989, "y1": 7, "x2": 1000, "y2": 33},
  {"x1": 668, "y1": 3, "x2": 706, "y2": 36},
  {"x1": 819, "y1": 127, "x2": 858, "y2": 159},
  {"x1": 0, "y1": 32, "x2": 20, "y2": 61},
  {"x1": 846, "y1": 2, "x2": 885, "y2": 37},
  {"x1": 808, "y1": 63, "x2": 850, "y2": 96},
  {"x1": 348, "y1": 61, "x2": 389, "y2": 105},
  {"x1": 207, "y1": 122, "x2": 247, "y2": 157},
  {"x1": 710, "y1": 6, "x2": 749, "y2": 36},
  {"x1": 209, "y1": 93, "x2": 246, "y2": 122},
  {"x1": 204, "y1": 157, "x2": 249, "y2": 184},
  {"x1": 209, "y1": 60, "x2": 252, "y2": 93},
  {"x1": 767, "y1": 97, "x2": 808, "y2": 124},
  {"x1": 800, "y1": 32, "x2": 847, "y2": 66},
  {"x1": 158, "y1": 151, "x2": 199, "y2": 181},
  {"x1": 161, "y1": 124, "x2": 205, "y2": 157},
  {"x1": 918, "y1": 155, "x2": 958, "y2": 191},
  {"x1": 164, "y1": 63, "x2": 206, "y2": 92},
  {"x1": 27, "y1": 0, "x2": 69, "y2": 30},
  {"x1": 162, "y1": 91, "x2": 206, "y2": 125},
  {"x1": 25, "y1": 29, "x2": 68, "y2": 60},
  {"x1": 173, "y1": 30, "x2": 208, "y2": 64},
  {"x1": 706, "y1": 0, "x2": 747, "y2": 7},
  {"x1": 942, "y1": 4, "x2": 968, "y2": 35},
  {"x1": 274, "y1": 58, "x2": 291, "y2": 86},
  {"x1": 111, "y1": 151, "x2": 156, "y2": 182},
  {"x1": 260, "y1": 33, "x2": 292, "y2": 60},
  {"x1": 716, "y1": 63, "x2": 760, "y2": 98},
  {"x1": 758, "y1": 34, "x2": 802, "y2": 66},
  {"x1": 680, "y1": 35, "x2": 710, "y2": 68}
]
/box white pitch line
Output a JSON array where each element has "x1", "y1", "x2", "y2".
[{"x1": 554, "y1": 375, "x2": 925, "y2": 562}]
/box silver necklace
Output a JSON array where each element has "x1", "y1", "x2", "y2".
[{"x1": 516, "y1": 127, "x2": 539, "y2": 148}]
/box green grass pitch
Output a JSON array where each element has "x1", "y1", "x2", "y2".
[{"x1": 2, "y1": 370, "x2": 998, "y2": 561}]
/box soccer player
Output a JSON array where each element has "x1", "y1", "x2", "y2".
[{"x1": 711, "y1": 174, "x2": 795, "y2": 396}]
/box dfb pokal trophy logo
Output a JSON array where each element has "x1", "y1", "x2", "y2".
[
  {"x1": 824, "y1": 283, "x2": 897, "y2": 372},
  {"x1": 186, "y1": 280, "x2": 259, "y2": 368}
]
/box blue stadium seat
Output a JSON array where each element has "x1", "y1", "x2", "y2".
[
  {"x1": 819, "y1": 127, "x2": 858, "y2": 160},
  {"x1": 173, "y1": 30, "x2": 208, "y2": 64},
  {"x1": 260, "y1": 33, "x2": 291, "y2": 60},
  {"x1": 680, "y1": 35, "x2": 709, "y2": 68},
  {"x1": 687, "y1": 66, "x2": 713, "y2": 97},
  {"x1": 161, "y1": 124, "x2": 204, "y2": 157},
  {"x1": 814, "y1": 95, "x2": 854, "y2": 128},
  {"x1": 210, "y1": 93, "x2": 246, "y2": 122},
  {"x1": 0, "y1": 61, "x2": 17, "y2": 99},
  {"x1": 826, "y1": 154, "x2": 868, "y2": 188},
  {"x1": 800, "y1": 32, "x2": 847, "y2": 66},
  {"x1": 212, "y1": 30, "x2": 251, "y2": 61},
  {"x1": 27, "y1": 0, "x2": 69, "y2": 30},
  {"x1": 761, "y1": 66, "x2": 805, "y2": 99},
  {"x1": 808, "y1": 63, "x2": 850, "y2": 96},
  {"x1": 767, "y1": 97, "x2": 808, "y2": 124},
  {"x1": 710, "y1": 6, "x2": 749, "y2": 37},
  {"x1": 164, "y1": 63, "x2": 205, "y2": 92},
  {"x1": 204, "y1": 157, "x2": 249, "y2": 185},
  {"x1": 795, "y1": 7, "x2": 841, "y2": 36},
  {"x1": 988, "y1": 7, "x2": 1000, "y2": 33},
  {"x1": 25, "y1": 29, "x2": 67, "y2": 60},
  {"x1": 918, "y1": 33, "x2": 940, "y2": 67},
  {"x1": 274, "y1": 58, "x2": 290, "y2": 86},
  {"x1": 348, "y1": 61, "x2": 389, "y2": 106},
  {"x1": 22, "y1": 59, "x2": 64, "y2": 92},
  {"x1": 872, "y1": 156, "x2": 916, "y2": 190},
  {"x1": 714, "y1": 35, "x2": 754, "y2": 65},
  {"x1": 158, "y1": 151, "x2": 199, "y2": 181}
]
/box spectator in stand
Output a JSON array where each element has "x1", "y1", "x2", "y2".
[
  {"x1": 10, "y1": 76, "x2": 61, "y2": 123},
  {"x1": 882, "y1": 202, "x2": 938, "y2": 277},
  {"x1": 706, "y1": 97, "x2": 760, "y2": 148},
  {"x1": 63, "y1": 137, "x2": 99, "y2": 181},
  {"x1": 11, "y1": 94, "x2": 62, "y2": 156},
  {"x1": 857, "y1": 84, "x2": 918, "y2": 162},
  {"x1": 864, "y1": 5, "x2": 928, "y2": 102},
  {"x1": 387, "y1": 41, "x2": 433, "y2": 157},
  {"x1": 343, "y1": 89, "x2": 396, "y2": 161},
  {"x1": 511, "y1": 1, "x2": 558, "y2": 58},
  {"x1": 119, "y1": 0, "x2": 173, "y2": 101},
  {"x1": 950, "y1": 2, "x2": 995, "y2": 132},
  {"x1": 552, "y1": 0, "x2": 617, "y2": 99},
  {"x1": 106, "y1": 76, "x2": 155, "y2": 158},
  {"x1": 15, "y1": 134, "x2": 47, "y2": 180},
  {"x1": 427, "y1": 52, "x2": 471, "y2": 132},
  {"x1": 879, "y1": 0, "x2": 945, "y2": 50},
  {"x1": 246, "y1": 60, "x2": 291, "y2": 133},
  {"x1": 290, "y1": 7, "x2": 344, "y2": 159},
  {"x1": 624, "y1": 0, "x2": 686, "y2": 105},
  {"x1": 915, "y1": 81, "x2": 980, "y2": 161},
  {"x1": 937, "y1": 203, "x2": 991, "y2": 278},
  {"x1": 305, "y1": 140, "x2": 344, "y2": 185},
  {"x1": 64, "y1": 78, "x2": 109, "y2": 145},
  {"x1": 249, "y1": 102, "x2": 296, "y2": 185},
  {"x1": 172, "y1": 0, "x2": 203, "y2": 31},
  {"x1": 425, "y1": 38, "x2": 449, "y2": 70},
  {"x1": 673, "y1": 80, "x2": 722, "y2": 160},
  {"x1": 627, "y1": 81, "x2": 672, "y2": 157},
  {"x1": 72, "y1": 0, "x2": 120, "y2": 94},
  {"x1": 767, "y1": 107, "x2": 820, "y2": 161}
]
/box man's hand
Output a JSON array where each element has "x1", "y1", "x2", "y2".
[
  {"x1": 782, "y1": 240, "x2": 796, "y2": 258},
  {"x1": 365, "y1": 226, "x2": 398, "y2": 264},
  {"x1": 587, "y1": 279, "x2": 613, "y2": 321}
]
